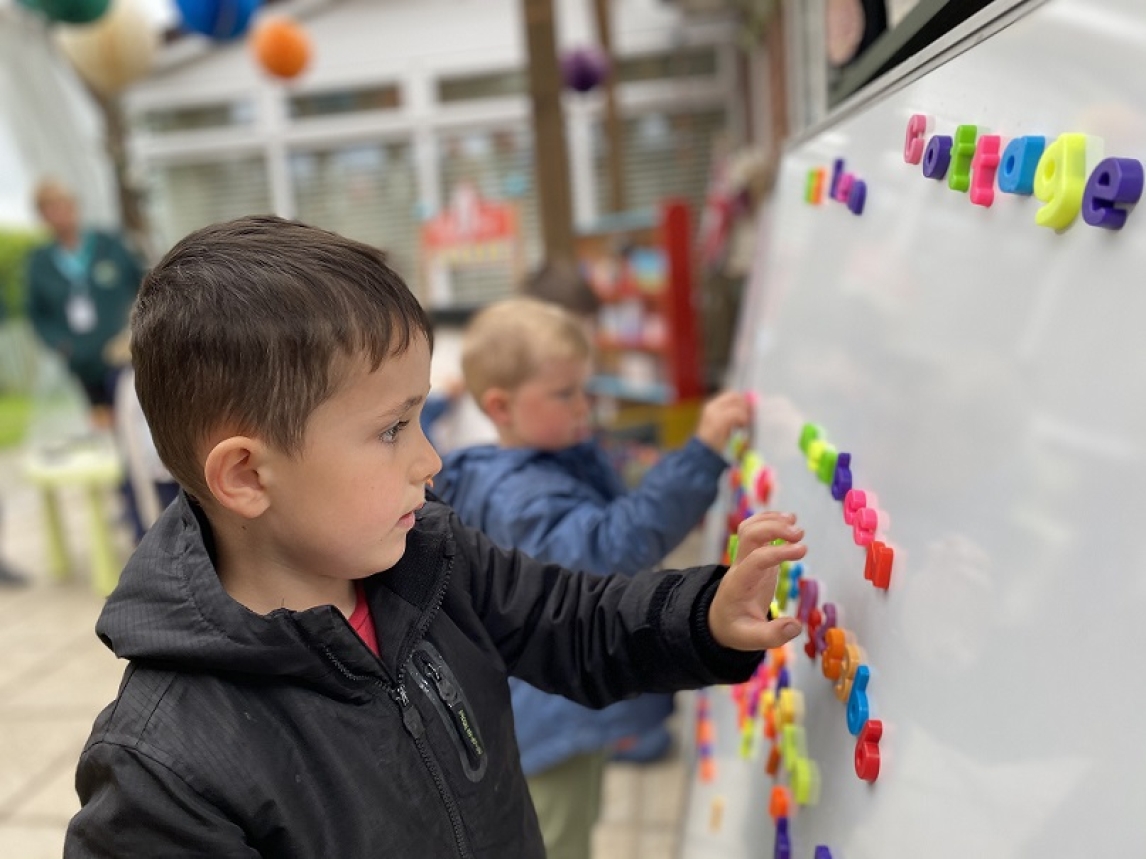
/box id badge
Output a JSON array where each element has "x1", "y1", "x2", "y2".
[{"x1": 66, "y1": 293, "x2": 97, "y2": 334}]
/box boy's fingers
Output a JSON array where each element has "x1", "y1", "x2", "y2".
[
  {"x1": 736, "y1": 512, "x2": 802, "y2": 559},
  {"x1": 743, "y1": 617, "x2": 803, "y2": 650}
]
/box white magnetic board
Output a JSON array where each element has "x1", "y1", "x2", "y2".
[{"x1": 681, "y1": 1, "x2": 1146, "y2": 857}]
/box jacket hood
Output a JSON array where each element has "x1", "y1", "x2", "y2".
[{"x1": 95, "y1": 493, "x2": 449, "y2": 695}]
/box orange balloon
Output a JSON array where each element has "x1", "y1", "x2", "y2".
[{"x1": 251, "y1": 16, "x2": 310, "y2": 79}]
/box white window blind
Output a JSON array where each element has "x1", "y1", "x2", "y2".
[
  {"x1": 290, "y1": 141, "x2": 419, "y2": 281},
  {"x1": 437, "y1": 126, "x2": 540, "y2": 307},
  {"x1": 593, "y1": 107, "x2": 727, "y2": 219},
  {"x1": 147, "y1": 155, "x2": 271, "y2": 252}
]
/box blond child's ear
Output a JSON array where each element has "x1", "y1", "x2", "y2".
[
  {"x1": 203, "y1": 436, "x2": 272, "y2": 519},
  {"x1": 479, "y1": 387, "x2": 514, "y2": 428}
]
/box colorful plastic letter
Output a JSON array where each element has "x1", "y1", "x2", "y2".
[
  {"x1": 815, "y1": 849, "x2": 834, "y2": 859},
  {"x1": 778, "y1": 688, "x2": 804, "y2": 727},
  {"x1": 724, "y1": 534, "x2": 738, "y2": 566},
  {"x1": 969, "y1": 134, "x2": 1001, "y2": 207},
  {"x1": 815, "y1": 443, "x2": 839, "y2": 485},
  {"x1": 843, "y1": 488, "x2": 868, "y2": 525},
  {"x1": 853, "y1": 507, "x2": 877, "y2": 547},
  {"x1": 829, "y1": 158, "x2": 845, "y2": 199},
  {"x1": 814, "y1": 603, "x2": 837, "y2": 657},
  {"x1": 769, "y1": 786, "x2": 790, "y2": 820},
  {"x1": 780, "y1": 724, "x2": 806, "y2": 770},
  {"x1": 922, "y1": 135, "x2": 952, "y2": 179},
  {"x1": 799, "y1": 422, "x2": 824, "y2": 455},
  {"x1": 805, "y1": 168, "x2": 826, "y2": 204},
  {"x1": 847, "y1": 179, "x2": 867, "y2": 215},
  {"x1": 904, "y1": 113, "x2": 928, "y2": 164},
  {"x1": 774, "y1": 816, "x2": 791, "y2": 859},
  {"x1": 775, "y1": 561, "x2": 792, "y2": 610},
  {"x1": 796, "y1": 578, "x2": 820, "y2": 623},
  {"x1": 837, "y1": 173, "x2": 855, "y2": 203},
  {"x1": 787, "y1": 562, "x2": 804, "y2": 599},
  {"x1": 856, "y1": 718, "x2": 883, "y2": 782},
  {"x1": 831, "y1": 452, "x2": 852, "y2": 501},
  {"x1": 865, "y1": 541, "x2": 894, "y2": 590},
  {"x1": 835, "y1": 643, "x2": 862, "y2": 702},
  {"x1": 947, "y1": 124, "x2": 979, "y2": 192},
  {"x1": 766, "y1": 742, "x2": 781, "y2": 776},
  {"x1": 1034, "y1": 132, "x2": 1088, "y2": 230},
  {"x1": 822, "y1": 626, "x2": 847, "y2": 681},
  {"x1": 792, "y1": 756, "x2": 821, "y2": 805},
  {"x1": 997, "y1": 135, "x2": 1046, "y2": 194},
  {"x1": 755, "y1": 466, "x2": 775, "y2": 505},
  {"x1": 804, "y1": 606, "x2": 822, "y2": 660},
  {"x1": 1082, "y1": 157, "x2": 1145, "y2": 230},
  {"x1": 847, "y1": 665, "x2": 871, "y2": 735}
]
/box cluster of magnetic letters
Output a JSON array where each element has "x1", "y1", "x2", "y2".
[
  {"x1": 705, "y1": 418, "x2": 896, "y2": 858},
  {"x1": 805, "y1": 113, "x2": 1144, "y2": 231}
]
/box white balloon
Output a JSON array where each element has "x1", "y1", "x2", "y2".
[{"x1": 56, "y1": 0, "x2": 158, "y2": 96}]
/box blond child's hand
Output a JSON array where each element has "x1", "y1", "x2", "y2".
[
  {"x1": 695, "y1": 391, "x2": 752, "y2": 454},
  {"x1": 708, "y1": 512, "x2": 806, "y2": 651}
]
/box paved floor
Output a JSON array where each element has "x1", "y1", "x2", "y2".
[{"x1": 0, "y1": 445, "x2": 696, "y2": 858}]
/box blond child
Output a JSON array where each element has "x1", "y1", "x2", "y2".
[{"x1": 437, "y1": 298, "x2": 751, "y2": 859}]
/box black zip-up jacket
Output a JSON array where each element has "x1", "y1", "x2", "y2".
[{"x1": 65, "y1": 494, "x2": 763, "y2": 858}]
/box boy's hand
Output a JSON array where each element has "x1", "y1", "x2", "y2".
[
  {"x1": 709, "y1": 512, "x2": 806, "y2": 651},
  {"x1": 696, "y1": 391, "x2": 752, "y2": 453}
]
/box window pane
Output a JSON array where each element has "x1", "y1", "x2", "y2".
[
  {"x1": 437, "y1": 70, "x2": 526, "y2": 103},
  {"x1": 615, "y1": 47, "x2": 718, "y2": 83},
  {"x1": 145, "y1": 155, "x2": 271, "y2": 251},
  {"x1": 593, "y1": 108, "x2": 727, "y2": 218},
  {"x1": 139, "y1": 101, "x2": 255, "y2": 133},
  {"x1": 289, "y1": 141, "x2": 419, "y2": 281},
  {"x1": 288, "y1": 85, "x2": 402, "y2": 119},
  {"x1": 436, "y1": 127, "x2": 539, "y2": 306}
]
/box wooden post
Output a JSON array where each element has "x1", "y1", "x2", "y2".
[
  {"x1": 593, "y1": 0, "x2": 626, "y2": 213},
  {"x1": 522, "y1": 0, "x2": 576, "y2": 264}
]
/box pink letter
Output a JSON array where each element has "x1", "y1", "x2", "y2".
[
  {"x1": 970, "y1": 134, "x2": 1002, "y2": 207},
  {"x1": 904, "y1": 114, "x2": 928, "y2": 164}
]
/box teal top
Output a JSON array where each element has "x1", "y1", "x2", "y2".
[{"x1": 25, "y1": 230, "x2": 143, "y2": 387}]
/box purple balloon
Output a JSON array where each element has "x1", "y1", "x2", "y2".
[{"x1": 561, "y1": 47, "x2": 609, "y2": 93}]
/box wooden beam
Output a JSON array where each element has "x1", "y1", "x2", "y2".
[
  {"x1": 593, "y1": 0, "x2": 626, "y2": 213},
  {"x1": 522, "y1": 0, "x2": 575, "y2": 263}
]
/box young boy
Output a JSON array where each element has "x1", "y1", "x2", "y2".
[
  {"x1": 64, "y1": 216, "x2": 804, "y2": 859},
  {"x1": 436, "y1": 298, "x2": 750, "y2": 858}
]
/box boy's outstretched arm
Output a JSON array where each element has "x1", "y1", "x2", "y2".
[
  {"x1": 458, "y1": 508, "x2": 804, "y2": 707},
  {"x1": 707, "y1": 512, "x2": 806, "y2": 650}
]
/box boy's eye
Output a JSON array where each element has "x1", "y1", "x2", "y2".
[{"x1": 380, "y1": 420, "x2": 410, "y2": 444}]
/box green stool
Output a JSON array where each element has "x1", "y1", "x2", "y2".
[{"x1": 23, "y1": 434, "x2": 124, "y2": 596}]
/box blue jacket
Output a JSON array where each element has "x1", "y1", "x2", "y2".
[{"x1": 438, "y1": 437, "x2": 728, "y2": 775}]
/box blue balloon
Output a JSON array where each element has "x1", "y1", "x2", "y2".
[{"x1": 175, "y1": 0, "x2": 261, "y2": 40}]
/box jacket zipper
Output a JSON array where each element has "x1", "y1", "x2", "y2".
[
  {"x1": 388, "y1": 681, "x2": 474, "y2": 859},
  {"x1": 413, "y1": 650, "x2": 485, "y2": 770},
  {"x1": 320, "y1": 541, "x2": 472, "y2": 858}
]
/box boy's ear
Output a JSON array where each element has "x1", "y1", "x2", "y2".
[
  {"x1": 479, "y1": 387, "x2": 514, "y2": 428},
  {"x1": 203, "y1": 436, "x2": 272, "y2": 519}
]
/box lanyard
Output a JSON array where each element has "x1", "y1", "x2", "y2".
[{"x1": 52, "y1": 232, "x2": 96, "y2": 296}]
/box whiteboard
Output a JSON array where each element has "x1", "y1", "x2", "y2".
[{"x1": 681, "y1": 1, "x2": 1146, "y2": 857}]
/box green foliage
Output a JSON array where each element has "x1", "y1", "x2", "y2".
[{"x1": 0, "y1": 228, "x2": 45, "y2": 321}]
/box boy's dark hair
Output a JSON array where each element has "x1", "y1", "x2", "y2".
[
  {"x1": 521, "y1": 259, "x2": 600, "y2": 315},
  {"x1": 132, "y1": 215, "x2": 432, "y2": 500}
]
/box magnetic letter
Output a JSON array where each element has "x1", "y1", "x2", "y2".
[
  {"x1": 998, "y1": 135, "x2": 1046, "y2": 195},
  {"x1": 1034, "y1": 132, "x2": 1088, "y2": 230},
  {"x1": 1081, "y1": 157, "x2": 1144, "y2": 230},
  {"x1": 948, "y1": 124, "x2": 979, "y2": 192},
  {"x1": 922, "y1": 135, "x2": 952, "y2": 179},
  {"x1": 904, "y1": 114, "x2": 928, "y2": 164},
  {"x1": 969, "y1": 134, "x2": 1002, "y2": 207}
]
